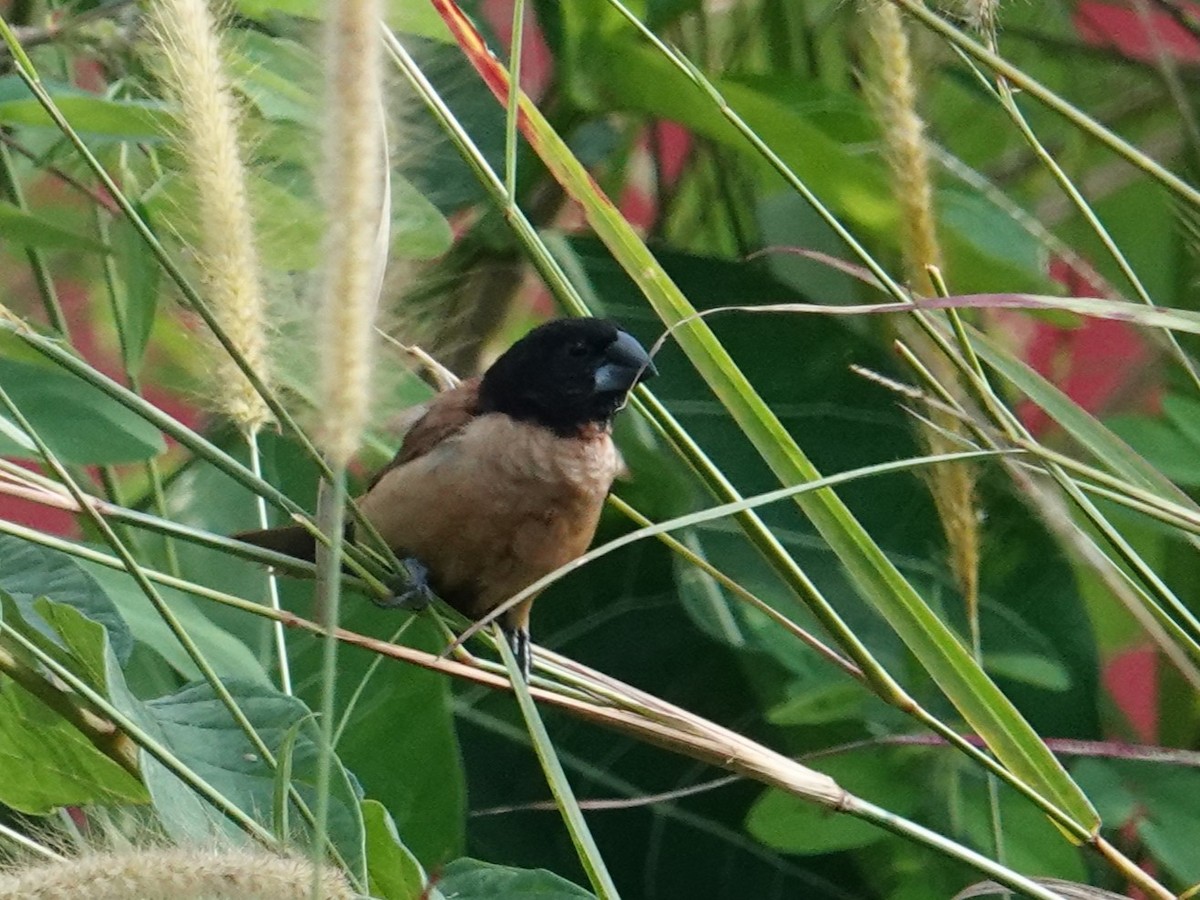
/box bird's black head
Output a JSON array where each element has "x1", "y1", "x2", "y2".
[{"x1": 479, "y1": 318, "x2": 657, "y2": 435}]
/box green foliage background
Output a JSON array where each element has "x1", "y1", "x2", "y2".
[{"x1": 0, "y1": 0, "x2": 1198, "y2": 897}]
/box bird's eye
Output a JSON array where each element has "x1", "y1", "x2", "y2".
[{"x1": 567, "y1": 341, "x2": 589, "y2": 357}]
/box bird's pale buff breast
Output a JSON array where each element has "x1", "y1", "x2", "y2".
[{"x1": 357, "y1": 414, "x2": 621, "y2": 619}]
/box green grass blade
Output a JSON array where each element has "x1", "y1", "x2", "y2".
[
  {"x1": 497, "y1": 632, "x2": 621, "y2": 899},
  {"x1": 429, "y1": 0, "x2": 1099, "y2": 831},
  {"x1": 891, "y1": 0, "x2": 1200, "y2": 210},
  {"x1": 969, "y1": 328, "x2": 1199, "y2": 510}
]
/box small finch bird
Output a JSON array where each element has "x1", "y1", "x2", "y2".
[{"x1": 236, "y1": 317, "x2": 656, "y2": 679}]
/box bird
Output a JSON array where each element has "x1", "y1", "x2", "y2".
[{"x1": 235, "y1": 317, "x2": 657, "y2": 680}]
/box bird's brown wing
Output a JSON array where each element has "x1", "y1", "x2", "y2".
[
  {"x1": 236, "y1": 378, "x2": 482, "y2": 560},
  {"x1": 366, "y1": 377, "x2": 482, "y2": 491}
]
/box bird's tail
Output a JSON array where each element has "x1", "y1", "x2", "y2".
[{"x1": 234, "y1": 525, "x2": 318, "y2": 561}]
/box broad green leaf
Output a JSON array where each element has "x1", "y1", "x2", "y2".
[
  {"x1": 141, "y1": 679, "x2": 366, "y2": 883},
  {"x1": 0, "y1": 534, "x2": 135, "y2": 665},
  {"x1": 767, "y1": 680, "x2": 865, "y2": 725},
  {"x1": 1105, "y1": 415, "x2": 1200, "y2": 487},
  {"x1": 244, "y1": 174, "x2": 319, "y2": 271},
  {"x1": 438, "y1": 859, "x2": 595, "y2": 899},
  {"x1": 1133, "y1": 766, "x2": 1200, "y2": 884},
  {"x1": 226, "y1": 31, "x2": 319, "y2": 125},
  {"x1": 0, "y1": 592, "x2": 148, "y2": 813},
  {"x1": 32, "y1": 596, "x2": 116, "y2": 692},
  {"x1": 390, "y1": 173, "x2": 454, "y2": 260},
  {"x1": 1058, "y1": 179, "x2": 1183, "y2": 309},
  {"x1": 0, "y1": 676, "x2": 148, "y2": 813},
  {"x1": 443, "y1": 16, "x2": 1097, "y2": 823},
  {"x1": 939, "y1": 186, "x2": 1046, "y2": 277},
  {"x1": 1163, "y1": 394, "x2": 1200, "y2": 449},
  {"x1": 747, "y1": 752, "x2": 921, "y2": 854},
  {"x1": 1070, "y1": 759, "x2": 1136, "y2": 824},
  {"x1": 0, "y1": 93, "x2": 172, "y2": 140},
  {"x1": 0, "y1": 201, "x2": 108, "y2": 252},
  {"x1": 363, "y1": 799, "x2": 440, "y2": 900},
  {"x1": 0, "y1": 355, "x2": 166, "y2": 464},
  {"x1": 80, "y1": 562, "x2": 272, "y2": 687},
  {"x1": 147, "y1": 170, "x2": 320, "y2": 271},
  {"x1": 1104, "y1": 415, "x2": 1200, "y2": 489},
  {"x1": 1072, "y1": 760, "x2": 1200, "y2": 884}
]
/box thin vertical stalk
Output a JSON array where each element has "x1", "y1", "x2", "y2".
[
  {"x1": 312, "y1": 0, "x2": 384, "y2": 890},
  {"x1": 248, "y1": 433, "x2": 292, "y2": 695},
  {"x1": 497, "y1": 629, "x2": 621, "y2": 899},
  {"x1": 505, "y1": 0, "x2": 527, "y2": 202},
  {"x1": 311, "y1": 471, "x2": 348, "y2": 897}
]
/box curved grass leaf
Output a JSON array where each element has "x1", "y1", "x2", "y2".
[{"x1": 429, "y1": 0, "x2": 1099, "y2": 832}]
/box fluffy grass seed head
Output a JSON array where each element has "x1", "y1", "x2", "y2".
[
  {"x1": 147, "y1": 0, "x2": 272, "y2": 433},
  {"x1": 864, "y1": 1, "x2": 981, "y2": 613},
  {"x1": 865, "y1": 1, "x2": 942, "y2": 297},
  {"x1": 0, "y1": 844, "x2": 354, "y2": 900},
  {"x1": 316, "y1": 0, "x2": 387, "y2": 468}
]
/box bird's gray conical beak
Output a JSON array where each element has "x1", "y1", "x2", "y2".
[{"x1": 594, "y1": 330, "x2": 657, "y2": 394}]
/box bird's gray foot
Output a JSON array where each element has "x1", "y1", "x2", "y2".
[{"x1": 375, "y1": 556, "x2": 435, "y2": 611}]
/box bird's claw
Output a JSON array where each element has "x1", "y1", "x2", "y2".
[
  {"x1": 375, "y1": 557, "x2": 435, "y2": 611},
  {"x1": 505, "y1": 626, "x2": 531, "y2": 683}
]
